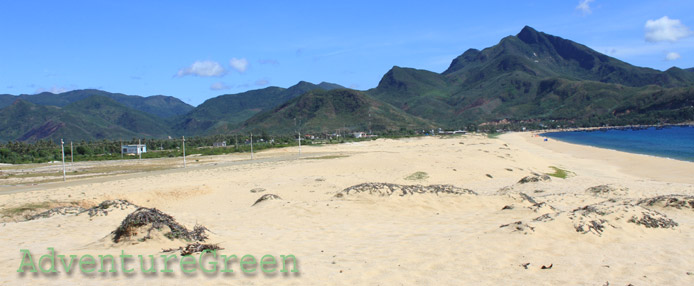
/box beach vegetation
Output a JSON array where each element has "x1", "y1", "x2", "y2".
[
  {"x1": 405, "y1": 171, "x2": 429, "y2": 180},
  {"x1": 546, "y1": 166, "x2": 571, "y2": 179},
  {"x1": 302, "y1": 155, "x2": 347, "y2": 160},
  {"x1": 1, "y1": 202, "x2": 53, "y2": 217},
  {"x1": 487, "y1": 132, "x2": 501, "y2": 139}
]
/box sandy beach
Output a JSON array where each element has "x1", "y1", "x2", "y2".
[{"x1": 1, "y1": 133, "x2": 693, "y2": 285}]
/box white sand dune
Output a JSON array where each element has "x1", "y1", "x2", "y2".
[{"x1": 1, "y1": 133, "x2": 693, "y2": 285}]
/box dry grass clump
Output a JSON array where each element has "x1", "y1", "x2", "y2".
[
  {"x1": 85, "y1": 199, "x2": 138, "y2": 217},
  {"x1": 636, "y1": 195, "x2": 694, "y2": 210},
  {"x1": 335, "y1": 182, "x2": 477, "y2": 197},
  {"x1": 517, "y1": 174, "x2": 551, "y2": 184},
  {"x1": 1, "y1": 201, "x2": 89, "y2": 222},
  {"x1": 252, "y1": 194, "x2": 282, "y2": 206},
  {"x1": 164, "y1": 242, "x2": 223, "y2": 256},
  {"x1": 405, "y1": 171, "x2": 429, "y2": 180},
  {"x1": 27, "y1": 206, "x2": 86, "y2": 220},
  {"x1": 585, "y1": 185, "x2": 629, "y2": 197},
  {"x1": 111, "y1": 207, "x2": 208, "y2": 243}
]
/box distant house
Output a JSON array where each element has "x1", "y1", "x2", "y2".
[
  {"x1": 440, "y1": 130, "x2": 467, "y2": 135},
  {"x1": 122, "y1": 144, "x2": 146, "y2": 155},
  {"x1": 213, "y1": 141, "x2": 227, "y2": 147},
  {"x1": 353, "y1": 132, "x2": 367, "y2": 138}
]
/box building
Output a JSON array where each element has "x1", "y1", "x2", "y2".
[
  {"x1": 121, "y1": 144, "x2": 147, "y2": 155},
  {"x1": 213, "y1": 141, "x2": 227, "y2": 147},
  {"x1": 353, "y1": 132, "x2": 367, "y2": 138},
  {"x1": 439, "y1": 130, "x2": 467, "y2": 135}
]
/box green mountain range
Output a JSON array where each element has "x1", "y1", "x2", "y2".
[
  {"x1": 0, "y1": 89, "x2": 193, "y2": 119},
  {"x1": 240, "y1": 89, "x2": 434, "y2": 134},
  {"x1": 367, "y1": 26, "x2": 694, "y2": 127},
  {"x1": 1, "y1": 26, "x2": 693, "y2": 142},
  {"x1": 173, "y1": 81, "x2": 344, "y2": 135},
  {"x1": 0, "y1": 97, "x2": 170, "y2": 142}
]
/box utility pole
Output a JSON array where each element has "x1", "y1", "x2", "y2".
[
  {"x1": 70, "y1": 141, "x2": 73, "y2": 164},
  {"x1": 182, "y1": 136, "x2": 186, "y2": 168},
  {"x1": 61, "y1": 139, "x2": 66, "y2": 182},
  {"x1": 138, "y1": 139, "x2": 142, "y2": 160},
  {"x1": 120, "y1": 140, "x2": 123, "y2": 159},
  {"x1": 250, "y1": 133, "x2": 254, "y2": 159},
  {"x1": 296, "y1": 117, "x2": 302, "y2": 155},
  {"x1": 235, "y1": 134, "x2": 238, "y2": 150}
]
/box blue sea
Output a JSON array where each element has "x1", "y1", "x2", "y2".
[{"x1": 541, "y1": 126, "x2": 694, "y2": 162}]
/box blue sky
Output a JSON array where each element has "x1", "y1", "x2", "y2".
[{"x1": 1, "y1": 0, "x2": 693, "y2": 106}]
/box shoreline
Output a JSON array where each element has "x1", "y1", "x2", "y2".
[
  {"x1": 504, "y1": 131, "x2": 694, "y2": 184},
  {"x1": 534, "y1": 125, "x2": 694, "y2": 163},
  {"x1": 532, "y1": 122, "x2": 694, "y2": 134}
]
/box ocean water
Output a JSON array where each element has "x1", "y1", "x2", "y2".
[{"x1": 541, "y1": 126, "x2": 694, "y2": 162}]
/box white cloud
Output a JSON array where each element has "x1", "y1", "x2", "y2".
[
  {"x1": 255, "y1": 79, "x2": 269, "y2": 86},
  {"x1": 35, "y1": 86, "x2": 70, "y2": 94},
  {"x1": 665, "y1": 52, "x2": 681, "y2": 61},
  {"x1": 576, "y1": 0, "x2": 594, "y2": 15},
  {"x1": 176, "y1": 60, "x2": 225, "y2": 77},
  {"x1": 645, "y1": 16, "x2": 692, "y2": 43},
  {"x1": 230, "y1": 58, "x2": 249, "y2": 73},
  {"x1": 210, "y1": 82, "x2": 231, "y2": 91},
  {"x1": 258, "y1": 59, "x2": 280, "y2": 65}
]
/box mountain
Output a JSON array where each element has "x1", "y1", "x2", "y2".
[
  {"x1": 63, "y1": 95, "x2": 171, "y2": 136},
  {"x1": 317, "y1": 82, "x2": 345, "y2": 90},
  {"x1": 369, "y1": 66, "x2": 453, "y2": 124},
  {"x1": 240, "y1": 89, "x2": 434, "y2": 134},
  {"x1": 368, "y1": 26, "x2": 694, "y2": 127},
  {"x1": 0, "y1": 89, "x2": 193, "y2": 119},
  {"x1": 2, "y1": 26, "x2": 692, "y2": 142},
  {"x1": 173, "y1": 81, "x2": 344, "y2": 135},
  {"x1": 0, "y1": 96, "x2": 172, "y2": 142},
  {"x1": 666, "y1": 67, "x2": 694, "y2": 83},
  {"x1": 0, "y1": 94, "x2": 15, "y2": 108},
  {"x1": 443, "y1": 26, "x2": 686, "y2": 87}
]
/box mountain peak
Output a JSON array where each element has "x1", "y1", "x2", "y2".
[
  {"x1": 518, "y1": 25, "x2": 539, "y2": 35},
  {"x1": 516, "y1": 25, "x2": 544, "y2": 45},
  {"x1": 11, "y1": 98, "x2": 35, "y2": 107},
  {"x1": 443, "y1": 49, "x2": 481, "y2": 74},
  {"x1": 295, "y1": 80, "x2": 314, "y2": 86},
  {"x1": 317, "y1": 82, "x2": 345, "y2": 90},
  {"x1": 287, "y1": 81, "x2": 319, "y2": 92}
]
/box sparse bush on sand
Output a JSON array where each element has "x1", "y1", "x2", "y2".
[
  {"x1": 405, "y1": 171, "x2": 429, "y2": 180},
  {"x1": 164, "y1": 242, "x2": 223, "y2": 256}
]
